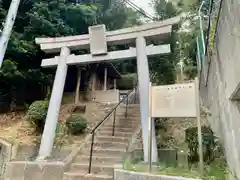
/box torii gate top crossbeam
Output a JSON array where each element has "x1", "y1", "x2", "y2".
[{"x1": 35, "y1": 16, "x2": 180, "y2": 53}]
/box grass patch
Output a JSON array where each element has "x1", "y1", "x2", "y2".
[
  {"x1": 124, "y1": 156, "x2": 228, "y2": 180},
  {"x1": 203, "y1": 157, "x2": 228, "y2": 180},
  {"x1": 159, "y1": 167, "x2": 200, "y2": 178},
  {"x1": 123, "y1": 156, "x2": 200, "y2": 179}
]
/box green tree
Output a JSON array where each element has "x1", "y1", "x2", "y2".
[
  {"x1": 152, "y1": 0, "x2": 181, "y2": 20},
  {"x1": 149, "y1": 0, "x2": 181, "y2": 85},
  {"x1": 0, "y1": 0, "x2": 142, "y2": 107},
  {"x1": 123, "y1": 7, "x2": 142, "y2": 28}
]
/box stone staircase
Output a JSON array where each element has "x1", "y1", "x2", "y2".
[{"x1": 63, "y1": 104, "x2": 140, "y2": 180}]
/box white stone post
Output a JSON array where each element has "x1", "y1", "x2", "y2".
[
  {"x1": 38, "y1": 47, "x2": 70, "y2": 159},
  {"x1": 104, "y1": 67, "x2": 107, "y2": 91},
  {"x1": 136, "y1": 36, "x2": 158, "y2": 162}
]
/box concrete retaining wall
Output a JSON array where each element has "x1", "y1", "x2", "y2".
[
  {"x1": 4, "y1": 161, "x2": 65, "y2": 180},
  {"x1": 200, "y1": 0, "x2": 240, "y2": 179},
  {"x1": 11, "y1": 144, "x2": 72, "y2": 162},
  {"x1": 3, "y1": 134, "x2": 91, "y2": 180},
  {"x1": 114, "y1": 169, "x2": 197, "y2": 180}
]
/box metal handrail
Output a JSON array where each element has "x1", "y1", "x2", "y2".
[
  {"x1": 204, "y1": 0, "x2": 214, "y2": 55},
  {"x1": 204, "y1": 0, "x2": 224, "y2": 86},
  {"x1": 88, "y1": 84, "x2": 138, "y2": 174}
]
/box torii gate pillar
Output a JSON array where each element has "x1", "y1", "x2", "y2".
[
  {"x1": 38, "y1": 47, "x2": 70, "y2": 159},
  {"x1": 136, "y1": 37, "x2": 158, "y2": 162}
]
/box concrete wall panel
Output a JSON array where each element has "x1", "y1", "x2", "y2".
[{"x1": 200, "y1": 0, "x2": 240, "y2": 178}]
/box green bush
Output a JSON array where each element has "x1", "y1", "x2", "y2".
[
  {"x1": 26, "y1": 101, "x2": 49, "y2": 133},
  {"x1": 184, "y1": 65, "x2": 197, "y2": 80},
  {"x1": 185, "y1": 126, "x2": 219, "y2": 164},
  {"x1": 66, "y1": 115, "x2": 87, "y2": 135},
  {"x1": 117, "y1": 74, "x2": 137, "y2": 90}
]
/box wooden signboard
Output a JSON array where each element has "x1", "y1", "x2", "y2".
[
  {"x1": 148, "y1": 78, "x2": 203, "y2": 175},
  {"x1": 151, "y1": 82, "x2": 196, "y2": 118}
]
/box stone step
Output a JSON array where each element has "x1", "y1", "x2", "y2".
[
  {"x1": 75, "y1": 155, "x2": 122, "y2": 165},
  {"x1": 83, "y1": 147, "x2": 126, "y2": 156},
  {"x1": 114, "y1": 117, "x2": 140, "y2": 122},
  {"x1": 87, "y1": 174, "x2": 113, "y2": 180},
  {"x1": 116, "y1": 113, "x2": 140, "y2": 117},
  {"x1": 95, "y1": 136, "x2": 129, "y2": 143},
  {"x1": 98, "y1": 131, "x2": 132, "y2": 137},
  {"x1": 121, "y1": 109, "x2": 140, "y2": 112},
  {"x1": 82, "y1": 151, "x2": 125, "y2": 159},
  {"x1": 117, "y1": 105, "x2": 140, "y2": 108},
  {"x1": 99, "y1": 126, "x2": 134, "y2": 132},
  {"x1": 114, "y1": 108, "x2": 139, "y2": 111},
  {"x1": 118, "y1": 114, "x2": 140, "y2": 118},
  {"x1": 113, "y1": 121, "x2": 140, "y2": 125},
  {"x1": 63, "y1": 171, "x2": 86, "y2": 180},
  {"x1": 70, "y1": 163, "x2": 114, "y2": 176},
  {"x1": 119, "y1": 104, "x2": 140, "y2": 108},
  {"x1": 118, "y1": 115, "x2": 140, "y2": 119},
  {"x1": 102, "y1": 123, "x2": 135, "y2": 127},
  {"x1": 104, "y1": 122, "x2": 139, "y2": 127},
  {"x1": 103, "y1": 118, "x2": 140, "y2": 125},
  {"x1": 64, "y1": 172, "x2": 112, "y2": 180},
  {"x1": 117, "y1": 111, "x2": 140, "y2": 114},
  {"x1": 102, "y1": 125, "x2": 138, "y2": 130},
  {"x1": 113, "y1": 120, "x2": 140, "y2": 124},
  {"x1": 86, "y1": 140, "x2": 128, "y2": 149},
  {"x1": 116, "y1": 110, "x2": 140, "y2": 114},
  {"x1": 117, "y1": 108, "x2": 140, "y2": 111}
]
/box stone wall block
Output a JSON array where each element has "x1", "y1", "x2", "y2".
[
  {"x1": 4, "y1": 163, "x2": 25, "y2": 180},
  {"x1": 42, "y1": 164, "x2": 64, "y2": 180},
  {"x1": 24, "y1": 163, "x2": 43, "y2": 180},
  {"x1": 114, "y1": 169, "x2": 196, "y2": 180}
]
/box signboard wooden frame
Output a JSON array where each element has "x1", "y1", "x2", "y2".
[{"x1": 148, "y1": 78, "x2": 204, "y2": 175}]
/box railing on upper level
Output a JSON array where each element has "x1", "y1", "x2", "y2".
[
  {"x1": 88, "y1": 83, "x2": 138, "y2": 174},
  {"x1": 197, "y1": 0, "x2": 223, "y2": 86}
]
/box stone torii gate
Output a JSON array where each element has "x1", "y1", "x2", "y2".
[{"x1": 35, "y1": 16, "x2": 180, "y2": 162}]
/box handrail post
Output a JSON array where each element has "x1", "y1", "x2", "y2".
[
  {"x1": 88, "y1": 133, "x2": 95, "y2": 174},
  {"x1": 125, "y1": 95, "x2": 128, "y2": 118},
  {"x1": 112, "y1": 109, "x2": 116, "y2": 136}
]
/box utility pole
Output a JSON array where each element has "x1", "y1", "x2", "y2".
[{"x1": 0, "y1": 0, "x2": 21, "y2": 68}]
